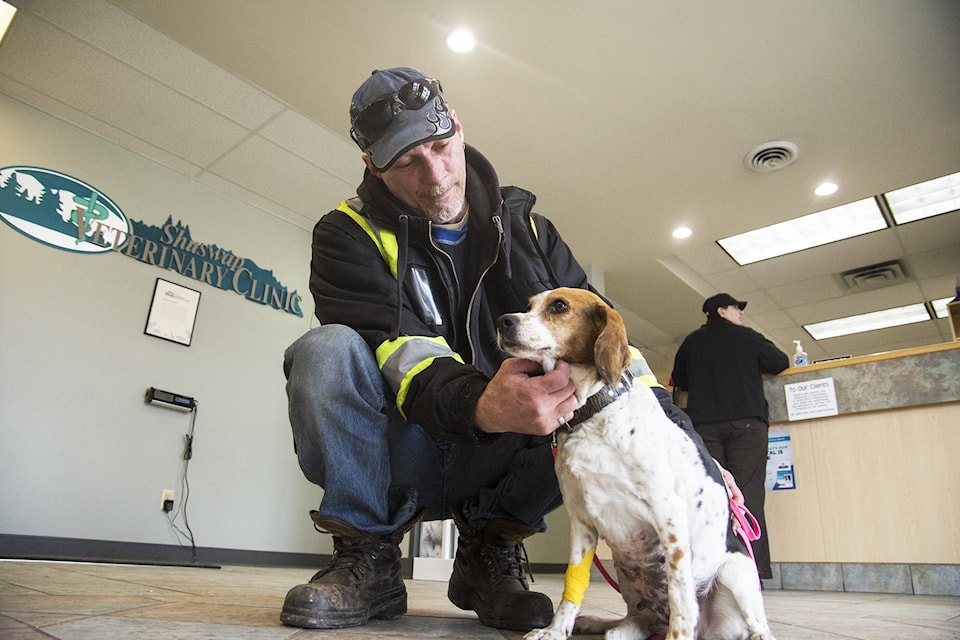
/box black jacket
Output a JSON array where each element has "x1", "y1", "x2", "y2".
[
  {"x1": 671, "y1": 318, "x2": 789, "y2": 424},
  {"x1": 309, "y1": 145, "x2": 594, "y2": 440}
]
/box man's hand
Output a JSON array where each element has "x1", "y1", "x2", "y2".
[{"x1": 474, "y1": 358, "x2": 579, "y2": 435}]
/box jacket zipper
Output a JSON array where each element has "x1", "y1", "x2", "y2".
[
  {"x1": 465, "y1": 214, "x2": 504, "y2": 367},
  {"x1": 427, "y1": 222, "x2": 461, "y2": 348}
]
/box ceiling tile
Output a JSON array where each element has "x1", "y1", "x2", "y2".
[
  {"x1": 733, "y1": 289, "x2": 778, "y2": 315},
  {"x1": 748, "y1": 309, "x2": 796, "y2": 332},
  {"x1": 703, "y1": 269, "x2": 762, "y2": 299},
  {"x1": 194, "y1": 172, "x2": 318, "y2": 233},
  {"x1": 1, "y1": 15, "x2": 249, "y2": 166},
  {"x1": 766, "y1": 275, "x2": 847, "y2": 308},
  {"x1": 207, "y1": 135, "x2": 356, "y2": 218},
  {"x1": 917, "y1": 274, "x2": 959, "y2": 302},
  {"x1": 788, "y1": 281, "x2": 927, "y2": 325},
  {"x1": 258, "y1": 109, "x2": 360, "y2": 183},
  {"x1": 906, "y1": 244, "x2": 960, "y2": 280},
  {"x1": 671, "y1": 241, "x2": 741, "y2": 277},
  {"x1": 893, "y1": 210, "x2": 960, "y2": 254},
  {"x1": 0, "y1": 76, "x2": 204, "y2": 179},
  {"x1": 32, "y1": 0, "x2": 285, "y2": 129}
]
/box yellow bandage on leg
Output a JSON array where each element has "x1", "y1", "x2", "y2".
[{"x1": 561, "y1": 548, "x2": 596, "y2": 606}]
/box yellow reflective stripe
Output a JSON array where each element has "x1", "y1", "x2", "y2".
[
  {"x1": 336, "y1": 200, "x2": 399, "y2": 279},
  {"x1": 376, "y1": 336, "x2": 465, "y2": 419},
  {"x1": 637, "y1": 374, "x2": 662, "y2": 388},
  {"x1": 629, "y1": 345, "x2": 664, "y2": 389},
  {"x1": 561, "y1": 547, "x2": 595, "y2": 606},
  {"x1": 394, "y1": 356, "x2": 438, "y2": 419},
  {"x1": 529, "y1": 216, "x2": 539, "y2": 239}
]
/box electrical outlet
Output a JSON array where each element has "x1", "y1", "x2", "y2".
[{"x1": 161, "y1": 489, "x2": 174, "y2": 512}]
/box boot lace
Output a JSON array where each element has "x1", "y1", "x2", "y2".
[
  {"x1": 483, "y1": 539, "x2": 536, "y2": 585},
  {"x1": 310, "y1": 531, "x2": 385, "y2": 582}
]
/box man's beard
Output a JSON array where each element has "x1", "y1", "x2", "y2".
[{"x1": 420, "y1": 182, "x2": 465, "y2": 224}]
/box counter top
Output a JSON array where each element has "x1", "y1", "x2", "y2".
[
  {"x1": 765, "y1": 341, "x2": 960, "y2": 422},
  {"x1": 777, "y1": 340, "x2": 960, "y2": 376}
]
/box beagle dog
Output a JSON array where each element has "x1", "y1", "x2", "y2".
[{"x1": 497, "y1": 288, "x2": 775, "y2": 640}]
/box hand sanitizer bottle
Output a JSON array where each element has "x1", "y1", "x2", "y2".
[{"x1": 793, "y1": 340, "x2": 809, "y2": 366}]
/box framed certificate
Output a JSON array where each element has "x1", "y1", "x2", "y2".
[{"x1": 144, "y1": 278, "x2": 201, "y2": 346}]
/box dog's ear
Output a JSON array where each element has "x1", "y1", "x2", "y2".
[{"x1": 593, "y1": 304, "x2": 630, "y2": 386}]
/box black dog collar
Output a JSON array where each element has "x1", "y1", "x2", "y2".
[{"x1": 559, "y1": 370, "x2": 634, "y2": 433}]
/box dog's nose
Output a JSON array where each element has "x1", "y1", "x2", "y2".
[{"x1": 497, "y1": 314, "x2": 520, "y2": 335}]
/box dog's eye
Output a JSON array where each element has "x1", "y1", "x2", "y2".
[{"x1": 548, "y1": 299, "x2": 569, "y2": 314}]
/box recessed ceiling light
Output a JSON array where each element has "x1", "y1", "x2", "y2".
[
  {"x1": 815, "y1": 182, "x2": 838, "y2": 196},
  {"x1": 717, "y1": 197, "x2": 886, "y2": 265},
  {"x1": 884, "y1": 170, "x2": 960, "y2": 224},
  {"x1": 804, "y1": 303, "x2": 930, "y2": 340},
  {"x1": 446, "y1": 29, "x2": 475, "y2": 53},
  {"x1": 672, "y1": 226, "x2": 692, "y2": 239}
]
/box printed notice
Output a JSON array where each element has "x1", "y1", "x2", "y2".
[
  {"x1": 765, "y1": 429, "x2": 795, "y2": 490},
  {"x1": 784, "y1": 377, "x2": 838, "y2": 421},
  {"x1": 144, "y1": 278, "x2": 201, "y2": 346}
]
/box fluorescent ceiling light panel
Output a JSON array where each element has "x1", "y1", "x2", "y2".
[
  {"x1": 931, "y1": 296, "x2": 954, "y2": 319},
  {"x1": 885, "y1": 171, "x2": 960, "y2": 224},
  {"x1": 718, "y1": 197, "x2": 886, "y2": 265},
  {"x1": 803, "y1": 303, "x2": 930, "y2": 340},
  {"x1": 0, "y1": 1, "x2": 17, "y2": 45}
]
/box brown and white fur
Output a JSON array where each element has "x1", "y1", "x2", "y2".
[{"x1": 497, "y1": 288, "x2": 775, "y2": 640}]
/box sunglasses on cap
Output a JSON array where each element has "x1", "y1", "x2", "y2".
[{"x1": 350, "y1": 78, "x2": 445, "y2": 149}]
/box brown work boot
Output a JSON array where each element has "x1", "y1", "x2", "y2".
[
  {"x1": 447, "y1": 511, "x2": 554, "y2": 631},
  {"x1": 280, "y1": 510, "x2": 421, "y2": 629}
]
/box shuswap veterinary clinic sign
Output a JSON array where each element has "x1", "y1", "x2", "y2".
[{"x1": 0, "y1": 166, "x2": 302, "y2": 317}]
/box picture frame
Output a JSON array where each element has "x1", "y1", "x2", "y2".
[{"x1": 144, "y1": 277, "x2": 201, "y2": 346}]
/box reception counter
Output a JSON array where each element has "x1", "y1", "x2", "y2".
[{"x1": 761, "y1": 342, "x2": 960, "y2": 595}]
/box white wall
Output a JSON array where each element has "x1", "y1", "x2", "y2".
[
  {"x1": 0, "y1": 91, "x2": 578, "y2": 567},
  {"x1": 0, "y1": 94, "x2": 330, "y2": 556}
]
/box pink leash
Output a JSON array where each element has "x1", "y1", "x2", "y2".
[{"x1": 729, "y1": 498, "x2": 762, "y2": 564}]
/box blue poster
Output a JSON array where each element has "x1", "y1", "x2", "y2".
[{"x1": 766, "y1": 429, "x2": 795, "y2": 490}]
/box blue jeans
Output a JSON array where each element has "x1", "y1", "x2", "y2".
[{"x1": 283, "y1": 325, "x2": 562, "y2": 536}]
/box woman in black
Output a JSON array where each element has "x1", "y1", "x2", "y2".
[{"x1": 671, "y1": 293, "x2": 789, "y2": 580}]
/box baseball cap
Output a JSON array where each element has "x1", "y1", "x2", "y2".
[
  {"x1": 349, "y1": 67, "x2": 456, "y2": 171},
  {"x1": 702, "y1": 293, "x2": 747, "y2": 315}
]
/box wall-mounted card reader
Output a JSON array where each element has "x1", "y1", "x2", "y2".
[{"x1": 145, "y1": 387, "x2": 196, "y2": 411}]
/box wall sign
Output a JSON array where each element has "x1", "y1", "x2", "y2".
[
  {"x1": 1, "y1": 165, "x2": 303, "y2": 317},
  {"x1": 0, "y1": 166, "x2": 129, "y2": 252},
  {"x1": 784, "y1": 377, "x2": 839, "y2": 421}
]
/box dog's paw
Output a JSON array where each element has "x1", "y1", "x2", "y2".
[
  {"x1": 524, "y1": 599, "x2": 579, "y2": 639},
  {"x1": 749, "y1": 633, "x2": 777, "y2": 640},
  {"x1": 523, "y1": 627, "x2": 569, "y2": 640}
]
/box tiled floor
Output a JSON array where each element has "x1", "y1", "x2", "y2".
[{"x1": 1, "y1": 560, "x2": 958, "y2": 639}]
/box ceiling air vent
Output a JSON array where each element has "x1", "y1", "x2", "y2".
[
  {"x1": 840, "y1": 260, "x2": 908, "y2": 291},
  {"x1": 744, "y1": 141, "x2": 799, "y2": 172}
]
